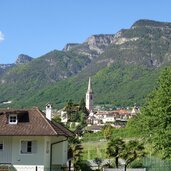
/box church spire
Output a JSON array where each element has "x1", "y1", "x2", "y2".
[
  {"x1": 87, "y1": 77, "x2": 92, "y2": 92},
  {"x1": 86, "y1": 77, "x2": 94, "y2": 112}
]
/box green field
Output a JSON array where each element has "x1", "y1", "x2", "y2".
[{"x1": 82, "y1": 141, "x2": 107, "y2": 160}]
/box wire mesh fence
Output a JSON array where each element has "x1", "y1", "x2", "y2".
[{"x1": 142, "y1": 157, "x2": 171, "y2": 171}]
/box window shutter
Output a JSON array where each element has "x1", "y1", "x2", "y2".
[
  {"x1": 21, "y1": 141, "x2": 27, "y2": 153},
  {"x1": 32, "y1": 141, "x2": 37, "y2": 153}
]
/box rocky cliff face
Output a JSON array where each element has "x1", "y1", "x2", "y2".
[
  {"x1": 63, "y1": 35, "x2": 115, "y2": 55},
  {"x1": 63, "y1": 43, "x2": 80, "y2": 51},
  {"x1": 84, "y1": 34, "x2": 115, "y2": 54},
  {"x1": 62, "y1": 19, "x2": 171, "y2": 68},
  {"x1": 0, "y1": 54, "x2": 32, "y2": 75},
  {"x1": 62, "y1": 34, "x2": 116, "y2": 61},
  {"x1": 94, "y1": 19, "x2": 171, "y2": 68},
  {"x1": 16, "y1": 54, "x2": 33, "y2": 64}
]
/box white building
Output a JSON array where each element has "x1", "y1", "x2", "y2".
[
  {"x1": 60, "y1": 111, "x2": 68, "y2": 123},
  {"x1": 87, "y1": 109, "x2": 133, "y2": 126},
  {"x1": 0, "y1": 107, "x2": 74, "y2": 171},
  {"x1": 96, "y1": 111, "x2": 114, "y2": 124}
]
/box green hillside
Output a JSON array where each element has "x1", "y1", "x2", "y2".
[
  {"x1": 0, "y1": 50, "x2": 91, "y2": 102},
  {"x1": 4, "y1": 64, "x2": 161, "y2": 109}
]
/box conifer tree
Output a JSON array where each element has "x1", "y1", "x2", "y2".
[{"x1": 79, "y1": 98, "x2": 89, "y2": 116}]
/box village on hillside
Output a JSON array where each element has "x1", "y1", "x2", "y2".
[
  {"x1": 57, "y1": 77, "x2": 140, "y2": 133},
  {"x1": 0, "y1": 77, "x2": 140, "y2": 171}
]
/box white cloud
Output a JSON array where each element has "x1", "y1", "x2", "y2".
[{"x1": 0, "y1": 31, "x2": 4, "y2": 42}]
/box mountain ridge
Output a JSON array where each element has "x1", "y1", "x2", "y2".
[{"x1": 0, "y1": 19, "x2": 171, "y2": 109}]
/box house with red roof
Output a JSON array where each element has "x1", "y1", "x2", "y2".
[{"x1": 0, "y1": 105, "x2": 74, "y2": 171}]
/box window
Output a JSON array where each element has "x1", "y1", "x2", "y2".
[
  {"x1": 17, "y1": 112, "x2": 29, "y2": 122},
  {"x1": 90, "y1": 95, "x2": 93, "y2": 100},
  {"x1": 9, "y1": 115, "x2": 17, "y2": 124},
  {"x1": 21, "y1": 141, "x2": 36, "y2": 154},
  {"x1": 0, "y1": 140, "x2": 3, "y2": 150}
]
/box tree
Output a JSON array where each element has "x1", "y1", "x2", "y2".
[
  {"x1": 68, "y1": 137, "x2": 83, "y2": 171},
  {"x1": 65, "y1": 100, "x2": 80, "y2": 122},
  {"x1": 139, "y1": 67, "x2": 171, "y2": 158},
  {"x1": 106, "y1": 138, "x2": 125, "y2": 168},
  {"x1": 65, "y1": 99, "x2": 74, "y2": 121},
  {"x1": 79, "y1": 98, "x2": 89, "y2": 126},
  {"x1": 102, "y1": 125, "x2": 113, "y2": 140},
  {"x1": 79, "y1": 98, "x2": 89, "y2": 116},
  {"x1": 52, "y1": 115, "x2": 61, "y2": 123},
  {"x1": 65, "y1": 99, "x2": 88, "y2": 124},
  {"x1": 121, "y1": 140, "x2": 146, "y2": 168},
  {"x1": 106, "y1": 138, "x2": 146, "y2": 169}
]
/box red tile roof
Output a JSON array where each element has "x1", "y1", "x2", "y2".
[
  {"x1": 95, "y1": 110, "x2": 131, "y2": 115},
  {"x1": 0, "y1": 108, "x2": 74, "y2": 137},
  {"x1": 115, "y1": 109, "x2": 131, "y2": 115}
]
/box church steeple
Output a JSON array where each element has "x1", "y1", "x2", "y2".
[
  {"x1": 86, "y1": 77, "x2": 93, "y2": 112},
  {"x1": 88, "y1": 77, "x2": 92, "y2": 93}
]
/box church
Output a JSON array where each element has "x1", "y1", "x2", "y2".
[
  {"x1": 85, "y1": 77, "x2": 138, "y2": 128},
  {"x1": 85, "y1": 77, "x2": 94, "y2": 112}
]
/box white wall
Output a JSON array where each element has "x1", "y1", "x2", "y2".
[
  {"x1": 11, "y1": 136, "x2": 45, "y2": 165},
  {"x1": 0, "y1": 135, "x2": 69, "y2": 171},
  {"x1": 102, "y1": 117, "x2": 114, "y2": 123},
  {"x1": 43, "y1": 136, "x2": 51, "y2": 169},
  {"x1": 43, "y1": 136, "x2": 68, "y2": 168},
  {"x1": 51, "y1": 136, "x2": 68, "y2": 165},
  {"x1": 0, "y1": 136, "x2": 12, "y2": 163}
]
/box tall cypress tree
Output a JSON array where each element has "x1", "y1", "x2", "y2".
[{"x1": 79, "y1": 98, "x2": 89, "y2": 116}]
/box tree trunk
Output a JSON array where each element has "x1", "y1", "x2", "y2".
[
  {"x1": 69, "y1": 160, "x2": 71, "y2": 171},
  {"x1": 116, "y1": 157, "x2": 119, "y2": 168}
]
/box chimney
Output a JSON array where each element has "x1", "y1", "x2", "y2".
[{"x1": 46, "y1": 103, "x2": 52, "y2": 121}]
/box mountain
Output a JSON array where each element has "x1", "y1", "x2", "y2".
[
  {"x1": 0, "y1": 19, "x2": 171, "y2": 109},
  {"x1": 15, "y1": 54, "x2": 33, "y2": 64},
  {"x1": 0, "y1": 54, "x2": 33, "y2": 75}
]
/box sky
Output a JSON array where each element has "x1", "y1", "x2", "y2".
[{"x1": 0, "y1": 0, "x2": 171, "y2": 64}]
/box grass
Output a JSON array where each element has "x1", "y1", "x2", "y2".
[{"x1": 82, "y1": 141, "x2": 107, "y2": 160}]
